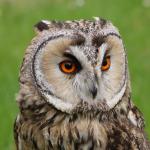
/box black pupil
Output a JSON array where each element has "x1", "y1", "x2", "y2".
[
  {"x1": 102, "y1": 58, "x2": 108, "y2": 66},
  {"x1": 65, "y1": 62, "x2": 73, "y2": 70}
]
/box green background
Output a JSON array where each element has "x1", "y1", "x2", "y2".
[{"x1": 0, "y1": 0, "x2": 150, "y2": 149}]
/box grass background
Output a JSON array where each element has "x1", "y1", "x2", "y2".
[{"x1": 0, "y1": 0, "x2": 150, "y2": 149}]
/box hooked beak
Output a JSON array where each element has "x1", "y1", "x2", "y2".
[{"x1": 89, "y1": 85, "x2": 97, "y2": 99}]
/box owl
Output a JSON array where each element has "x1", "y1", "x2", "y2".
[{"x1": 14, "y1": 17, "x2": 150, "y2": 150}]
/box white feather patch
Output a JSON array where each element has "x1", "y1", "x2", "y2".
[
  {"x1": 106, "y1": 80, "x2": 127, "y2": 108},
  {"x1": 95, "y1": 43, "x2": 107, "y2": 70},
  {"x1": 128, "y1": 110, "x2": 138, "y2": 126},
  {"x1": 93, "y1": 16, "x2": 100, "y2": 21},
  {"x1": 45, "y1": 94, "x2": 74, "y2": 113},
  {"x1": 41, "y1": 20, "x2": 51, "y2": 25}
]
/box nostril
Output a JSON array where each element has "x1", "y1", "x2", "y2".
[{"x1": 90, "y1": 86, "x2": 97, "y2": 99}]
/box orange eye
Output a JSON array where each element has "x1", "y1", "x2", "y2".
[
  {"x1": 101, "y1": 56, "x2": 111, "y2": 71},
  {"x1": 59, "y1": 60, "x2": 78, "y2": 74}
]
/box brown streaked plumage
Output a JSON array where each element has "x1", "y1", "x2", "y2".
[{"x1": 14, "y1": 18, "x2": 150, "y2": 150}]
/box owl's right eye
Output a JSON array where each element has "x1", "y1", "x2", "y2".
[
  {"x1": 101, "y1": 56, "x2": 111, "y2": 71},
  {"x1": 59, "y1": 60, "x2": 78, "y2": 74}
]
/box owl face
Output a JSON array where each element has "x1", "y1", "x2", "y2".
[{"x1": 32, "y1": 19, "x2": 127, "y2": 113}]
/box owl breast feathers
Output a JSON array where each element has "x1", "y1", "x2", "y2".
[{"x1": 14, "y1": 18, "x2": 150, "y2": 150}]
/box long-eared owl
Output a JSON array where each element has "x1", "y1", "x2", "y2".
[{"x1": 14, "y1": 17, "x2": 150, "y2": 150}]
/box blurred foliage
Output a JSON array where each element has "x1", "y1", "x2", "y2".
[{"x1": 0, "y1": 0, "x2": 150, "y2": 149}]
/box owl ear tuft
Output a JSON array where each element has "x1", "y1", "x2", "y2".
[{"x1": 34, "y1": 20, "x2": 50, "y2": 33}]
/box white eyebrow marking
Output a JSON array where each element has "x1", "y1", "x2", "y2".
[{"x1": 95, "y1": 43, "x2": 107, "y2": 70}]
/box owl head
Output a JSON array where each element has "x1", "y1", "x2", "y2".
[{"x1": 19, "y1": 18, "x2": 130, "y2": 113}]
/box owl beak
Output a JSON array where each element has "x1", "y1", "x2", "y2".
[
  {"x1": 88, "y1": 74, "x2": 98, "y2": 99},
  {"x1": 90, "y1": 86, "x2": 97, "y2": 99}
]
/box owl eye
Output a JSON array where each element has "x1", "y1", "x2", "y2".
[
  {"x1": 101, "y1": 56, "x2": 111, "y2": 71},
  {"x1": 59, "y1": 60, "x2": 78, "y2": 74}
]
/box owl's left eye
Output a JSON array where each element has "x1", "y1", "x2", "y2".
[{"x1": 59, "y1": 60, "x2": 78, "y2": 74}]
